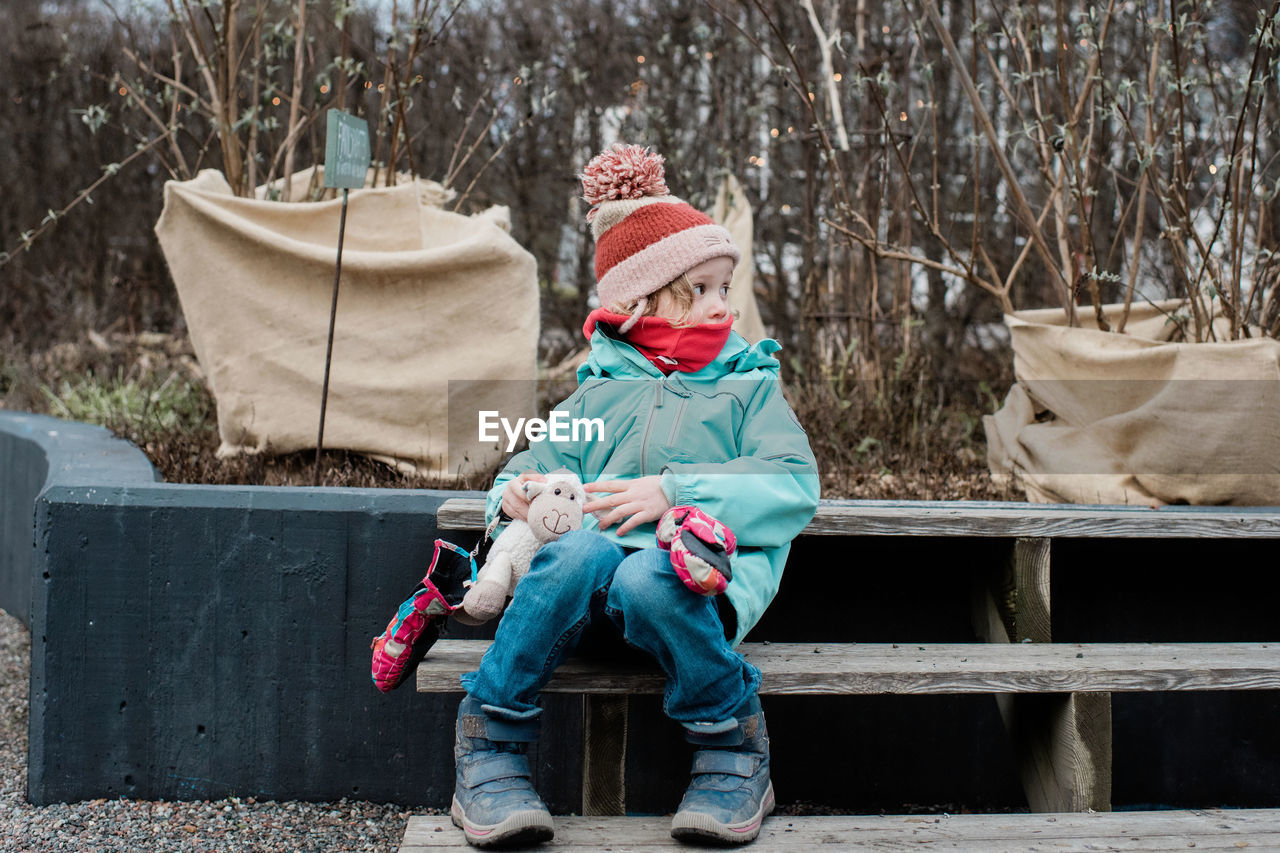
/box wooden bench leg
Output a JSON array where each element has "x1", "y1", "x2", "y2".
[
  {"x1": 581, "y1": 695, "x2": 628, "y2": 816},
  {"x1": 973, "y1": 537, "x2": 1113, "y2": 813},
  {"x1": 993, "y1": 691, "x2": 1112, "y2": 812}
]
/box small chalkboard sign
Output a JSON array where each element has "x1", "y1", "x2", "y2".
[{"x1": 324, "y1": 110, "x2": 370, "y2": 189}]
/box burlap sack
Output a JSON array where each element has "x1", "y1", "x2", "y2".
[
  {"x1": 156, "y1": 169, "x2": 538, "y2": 480},
  {"x1": 984, "y1": 300, "x2": 1280, "y2": 505},
  {"x1": 712, "y1": 174, "x2": 768, "y2": 344}
]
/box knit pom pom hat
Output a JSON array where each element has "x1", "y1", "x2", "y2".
[{"x1": 582, "y1": 144, "x2": 740, "y2": 331}]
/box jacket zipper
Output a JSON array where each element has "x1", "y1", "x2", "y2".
[{"x1": 639, "y1": 380, "x2": 664, "y2": 476}]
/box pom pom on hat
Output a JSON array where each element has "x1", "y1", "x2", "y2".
[
  {"x1": 581, "y1": 144, "x2": 669, "y2": 207},
  {"x1": 580, "y1": 142, "x2": 740, "y2": 315}
]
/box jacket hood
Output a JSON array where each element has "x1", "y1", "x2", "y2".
[{"x1": 577, "y1": 326, "x2": 782, "y2": 384}]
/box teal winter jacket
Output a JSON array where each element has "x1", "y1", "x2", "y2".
[{"x1": 484, "y1": 327, "x2": 820, "y2": 646}]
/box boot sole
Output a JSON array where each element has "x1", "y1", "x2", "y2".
[
  {"x1": 451, "y1": 796, "x2": 554, "y2": 848},
  {"x1": 670, "y1": 782, "x2": 775, "y2": 845}
]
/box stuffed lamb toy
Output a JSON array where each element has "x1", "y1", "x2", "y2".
[{"x1": 455, "y1": 469, "x2": 586, "y2": 625}]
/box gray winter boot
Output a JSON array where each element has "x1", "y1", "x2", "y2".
[
  {"x1": 670, "y1": 694, "x2": 774, "y2": 844},
  {"x1": 451, "y1": 694, "x2": 554, "y2": 847}
]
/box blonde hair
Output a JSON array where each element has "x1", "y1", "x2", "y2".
[
  {"x1": 610, "y1": 274, "x2": 695, "y2": 329},
  {"x1": 610, "y1": 273, "x2": 737, "y2": 332}
]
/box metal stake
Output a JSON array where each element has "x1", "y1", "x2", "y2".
[{"x1": 314, "y1": 187, "x2": 349, "y2": 486}]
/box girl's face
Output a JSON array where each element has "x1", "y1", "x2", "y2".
[{"x1": 655, "y1": 256, "x2": 735, "y2": 325}]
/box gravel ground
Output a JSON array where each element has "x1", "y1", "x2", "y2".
[{"x1": 0, "y1": 608, "x2": 420, "y2": 852}]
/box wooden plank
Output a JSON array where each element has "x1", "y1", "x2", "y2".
[
  {"x1": 972, "y1": 540, "x2": 1112, "y2": 813},
  {"x1": 972, "y1": 538, "x2": 1052, "y2": 645},
  {"x1": 1009, "y1": 537, "x2": 1052, "y2": 643},
  {"x1": 417, "y1": 640, "x2": 1280, "y2": 695},
  {"x1": 999, "y1": 691, "x2": 1112, "y2": 813},
  {"x1": 399, "y1": 809, "x2": 1280, "y2": 851},
  {"x1": 436, "y1": 497, "x2": 1280, "y2": 538},
  {"x1": 581, "y1": 695, "x2": 627, "y2": 816}
]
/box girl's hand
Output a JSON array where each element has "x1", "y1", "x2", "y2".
[
  {"x1": 501, "y1": 470, "x2": 546, "y2": 522},
  {"x1": 583, "y1": 476, "x2": 671, "y2": 536}
]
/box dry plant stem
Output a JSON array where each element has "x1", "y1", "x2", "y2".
[
  {"x1": 336, "y1": 16, "x2": 350, "y2": 115},
  {"x1": 450, "y1": 112, "x2": 536, "y2": 211},
  {"x1": 371, "y1": 0, "x2": 400, "y2": 187},
  {"x1": 974, "y1": 19, "x2": 1055, "y2": 188},
  {"x1": 1110, "y1": 3, "x2": 1276, "y2": 341},
  {"x1": 928, "y1": 71, "x2": 939, "y2": 231},
  {"x1": 967, "y1": 0, "x2": 981, "y2": 277},
  {"x1": 386, "y1": 0, "x2": 437, "y2": 184},
  {"x1": 896, "y1": 46, "x2": 919, "y2": 337},
  {"x1": 444, "y1": 94, "x2": 486, "y2": 184},
  {"x1": 265, "y1": 109, "x2": 324, "y2": 191},
  {"x1": 973, "y1": 243, "x2": 1007, "y2": 302},
  {"x1": 1119, "y1": 24, "x2": 1164, "y2": 334},
  {"x1": 165, "y1": 0, "x2": 241, "y2": 194},
  {"x1": 902, "y1": 10, "x2": 948, "y2": 230},
  {"x1": 1051, "y1": 0, "x2": 1109, "y2": 297},
  {"x1": 1034, "y1": 11, "x2": 1086, "y2": 322},
  {"x1": 1240, "y1": 163, "x2": 1279, "y2": 329},
  {"x1": 1119, "y1": 171, "x2": 1150, "y2": 333},
  {"x1": 392, "y1": 92, "x2": 419, "y2": 182},
  {"x1": 223, "y1": 0, "x2": 240, "y2": 192},
  {"x1": 113, "y1": 66, "x2": 192, "y2": 178},
  {"x1": 281, "y1": 0, "x2": 308, "y2": 201},
  {"x1": 1185, "y1": 0, "x2": 1278, "y2": 338},
  {"x1": 444, "y1": 88, "x2": 515, "y2": 189},
  {"x1": 918, "y1": 0, "x2": 1072, "y2": 318},
  {"x1": 121, "y1": 41, "x2": 202, "y2": 103},
  {"x1": 1167, "y1": 2, "x2": 1207, "y2": 341},
  {"x1": 168, "y1": 39, "x2": 185, "y2": 172},
  {"x1": 1231, "y1": 127, "x2": 1257, "y2": 333},
  {"x1": 714, "y1": 0, "x2": 853, "y2": 213},
  {"x1": 1236, "y1": 65, "x2": 1273, "y2": 327},
  {"x1": 1067, "y1": 1, "x2": 1117, "y2": 330},
  {"x1": 801, "y1": 0, "x2": 850, "y2": 152},
  {"x1": 1016, "y1": 13, "x2": 1067, "y2": 249},
  {"x1": 247, "y1": 7, "x2": 264, "y2": 192},
  {"x1": 855, "y1": 65, "x2": 1011, "y2": 312},
  {"x1": 1005, "y1": 180, "x2": 1061, "y2": 295},
  {"x1": 1110, "y1": 112, "x2": 1211, "y2": 338},
  {"x1": 1250, "y1": 235, "x2": 1280, "y2": 334},
  {"x1": 824, "y1": 218, "x2": 1010, "y2": 311},
  {"x1": 0, "y1": 131, "x2": 175, "y2": 267}
]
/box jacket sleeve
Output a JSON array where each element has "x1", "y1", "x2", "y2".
[
  {"x1": 483, "y1": 389, "x2": 587, "y2": 528},
  {"x1": 658, "y1": 379, "x2": 820, "y2": 549}
]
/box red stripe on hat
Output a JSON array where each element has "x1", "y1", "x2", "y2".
[{"x1": 595, "y1": 202, "x2": 715, "y2": 281}]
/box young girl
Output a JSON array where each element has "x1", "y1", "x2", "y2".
[{"x1": 451, "y1": 143, "x2": 820, "y2": 847}]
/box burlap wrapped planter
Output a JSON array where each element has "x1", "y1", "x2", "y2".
[
  {"x1": 985, "y1": 300, "x2": 1280, "y2": 505},
  {"x1": 156, "y1": 170, "x2": 538, "y2": 479}
]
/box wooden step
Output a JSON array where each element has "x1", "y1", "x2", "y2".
[
  {"x1": 417, "y1": 639, "x2": 1280, "y2": 695},
  {"x1": 398, "y1": 809, "x2": 1280, "y2": 851},
  {"x1": 435, "y1": 496, "x2": 1280, "y2": 538}
]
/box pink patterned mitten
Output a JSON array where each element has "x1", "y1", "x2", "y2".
[{"x1": 656, "y1": 506, "x2": 737, "y2": 596}]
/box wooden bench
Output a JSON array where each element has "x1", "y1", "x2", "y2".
[
  {"x1": 405, "y1": 498, "x2": 1280, "y2": 848},
  {"x1": 400, "y1": 808, "x2": 1280, "y2": 851}
]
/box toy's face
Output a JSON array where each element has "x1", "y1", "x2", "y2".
[{"x1": 527, "y1": 481, "x2": 585, "y2": 542}]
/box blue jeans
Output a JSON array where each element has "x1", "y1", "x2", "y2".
[{"x1": 460, "y1": 529, "x2": 761, "y2": 725}]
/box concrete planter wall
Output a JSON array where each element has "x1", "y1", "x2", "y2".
[
  {"x1": 0, "y1": 412, "x2": 160, "y2": 627},
  {"x1": 0, "y1": 411, "x2": 560, "y2": 807}
]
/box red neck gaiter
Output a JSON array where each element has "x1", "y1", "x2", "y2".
[{"x1": 583, "y1": 309, "x2": 733, "y2": 374}]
